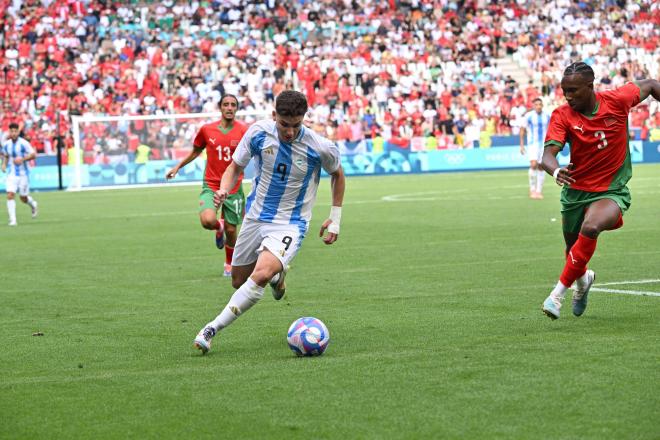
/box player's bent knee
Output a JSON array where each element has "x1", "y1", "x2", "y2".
[
  {"x1": 200, "y1": 218, "x2": 217, "y2": 230},
  {"x1": 580, "y1": 221, "x2": 601, "y2": 238}
]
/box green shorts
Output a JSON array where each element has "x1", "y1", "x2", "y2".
[
  {"x1": 198, "y1": 185, "x2": 245, "y2": 226},
  {"x1": 560, "y1": 186, "x2": 631, "y2": 234}
]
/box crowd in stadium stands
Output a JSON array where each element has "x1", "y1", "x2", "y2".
[{"x1": 0, "y1": 0, "x2": 658, "y2": 165}]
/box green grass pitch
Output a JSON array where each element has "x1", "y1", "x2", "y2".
[{"x1": 1, "y1": 165, "x2": 659, "y2": 439}]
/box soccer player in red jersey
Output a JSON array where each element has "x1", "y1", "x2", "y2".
[
  {"x1": 540, "y1": 62, "x2": 660, "y2": 319},
  {"x1": 166, "y1": 95, "x2": 248, "y2": 277}
]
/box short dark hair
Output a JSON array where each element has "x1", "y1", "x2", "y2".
[
  {"x1": 9, "y1": 122, "x2": 19, "y2": 130},
  {"x1": 275, "y1": 90, "x2": 308, "y2": 117},
  {"x1": 563, "y1": 62, "x2": 595, "y2": 82},
  {"x1": 532, "y1": 98, "x2": 543, "y2": 104},
  {"x1": 219, "y1": 94, "x2": 239, "y2": 107}
]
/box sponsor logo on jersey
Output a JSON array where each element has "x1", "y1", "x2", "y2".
[
  {"x1": 264, "y1": 147, "x2": 274, "y2": 155},
  {"x1": 209, "y1": 137, "x2": 216, "y2": 145},
  {"x1": 605, "y1": 117, "x2": 617, "y2": 127},
  {"x1": 573, "y1": 123, "x2": 584, "y2": 134}
]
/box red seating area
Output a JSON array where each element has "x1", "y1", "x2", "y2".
[{"x1": 0, "y1": 0, "x2": 658, "y2": 161}]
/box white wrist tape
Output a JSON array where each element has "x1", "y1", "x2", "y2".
[
  {"x1": 328, "y1": 206, "x2": 342, "y2": 234},
  {"x1": 552, "y1": 168, "x2": 562, "y2": 185}
]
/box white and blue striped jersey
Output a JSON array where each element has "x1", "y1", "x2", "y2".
[
  {"x1": 233, "y1": 119, "x2": 341, "y2": 234},
  {"x1": 524, "y1": 110, "x2": 551, "y2": 148},
  {"x1": 2, "y1": 137, "x2": 34, "y2": 177}
]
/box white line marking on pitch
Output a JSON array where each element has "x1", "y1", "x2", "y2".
[
  {"x1": 591, "y1": 288, "x2": 660, "y2": 297},
  {"x1": 591, "y1": 279, "x2": 660, "y2": 297},
  {"x1": 596, "y1": 279, "x2": 660, "y2": 286}
]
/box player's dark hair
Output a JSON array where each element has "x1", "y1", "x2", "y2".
[
  {"x1": 275, "y1": 90, "x2": 308, "y2": 117},
  {"x1": 532, "y1": 97, "x2": 543, "y2": 104},
  {"x1": 563, "y1": 62, "x2": 595, "y2": 82},
  {"x1": 219, "y1": 94, "x2": 239, "y2": 107},
  {"x1": 9, "y1": 122, "x2": 19, "y2": 129}
]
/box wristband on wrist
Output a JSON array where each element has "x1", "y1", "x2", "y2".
[
  {"x1": 552, "y1": 168, "x2": 562, "y2": 185},
  {"x1": 328, "y1": 206, "x2": 342, "y2": 234}
]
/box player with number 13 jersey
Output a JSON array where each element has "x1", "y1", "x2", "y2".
[
  {"x1": 166, "y1": 95, "x2": 247, "y2": 277},
  {"x1": 194, "y1": 115, "x2": 247, "y2": 195}
]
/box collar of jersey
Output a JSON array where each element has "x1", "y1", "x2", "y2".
[
  {"x1": 581, "y1": 100, "x2": 600, "y2": 118},
  {"x1": 216, "y1": 123, "x2": 233, "y2": 134}
]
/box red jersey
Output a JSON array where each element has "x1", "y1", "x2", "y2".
[
  {"x1": 193, "y1": 120, "x2": 248, "y2": 192},
  {"x1": 544, "y1": 82, "x2": 641, "y2": 192}
]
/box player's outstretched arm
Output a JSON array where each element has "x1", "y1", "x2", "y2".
[
  {"x1": 541, "y1": 145, "x2": 575, "y2": 186},
  {"x1": 166, "y1": 146, "x2": 204, "y2": 179},
  {"x1": 636, "y1": 79, "x2": 660, "y2": 102},
  {"x1": 319, "y1": 166, "x2": 345, "y2": 245},
  {"x1": 214, "y1": 161, "x2": 244, "y2": 208}
]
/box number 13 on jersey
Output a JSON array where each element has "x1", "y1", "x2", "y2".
[{"x1": 217, "y1": 145, "x2": 232, "y2": 161}]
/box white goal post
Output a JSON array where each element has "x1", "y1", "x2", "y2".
[{"x1": 68, "y1": 110, "x2": 269, "y2": 191}]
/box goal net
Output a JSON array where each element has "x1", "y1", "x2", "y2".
[{"x1": 68, "y1": 110, "x2": 269, "y2": 191}]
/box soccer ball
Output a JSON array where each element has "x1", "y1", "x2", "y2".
[{"x1": 287, "y1": 317, "x2": 330, "y2": 356}]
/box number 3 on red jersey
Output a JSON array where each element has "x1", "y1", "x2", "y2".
[{"x1": 594, "y1": 131, "x2": 608, "y2": 150}]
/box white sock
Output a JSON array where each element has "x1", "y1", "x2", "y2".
[
  {"x1": 208, "y1": 277, "x2": 264, "y2": 332},
  {"x1": 550, "y1": 281, "x2": 569, "y2": 304},
  {"x1": 26, "y1": 196, "x2": 37, "y2": 209},
  {"x1": 536, "y1": 170, "x2": 545, "y2": 194},
  {"x1": 7, "y1": 199, "x2": 16, "y2": 223},
  {"x1": 528, "y1": 168, "x2": 536, "y2": 192}
]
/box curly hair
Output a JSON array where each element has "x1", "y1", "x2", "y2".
[{"x1": 275, "y1": 90, "x2": 308, "y2": 117}]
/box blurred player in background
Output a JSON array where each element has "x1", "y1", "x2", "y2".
[
  {"x1": 1, "y1": 123, "x2": 38, "y2": 226},
  {"x1": 540, "y1": 62, "x2": 660, "y2": 319},
  {"x1": 520, "y1": 98, "x2": 551, "y2": 199},
  {"x1": 193, "y1": 90, "x2": 345, "y2": 354},
  {"x1": 166, "y1": 95, "x2": 247, "y2": 276}
]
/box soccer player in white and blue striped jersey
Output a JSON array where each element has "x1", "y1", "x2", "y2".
[
  {"x1": 520, "y1": 98, "x2": 551, "y2": 199},
  {"x1": 1, "y1": 123, "x2": 38, "y2": 226},
  {"x1": 194, "y1": 91, "x2": 346, "y2": 354}
]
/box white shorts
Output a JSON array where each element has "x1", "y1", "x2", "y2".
[
  {"x1": 232, "y1": 218, "x2": 305, "y2": 268},
  {"x1": 526, "y1": 143, "x2": 543, "y2": 163},
  {"x1": 5, "y1": 174, "x2": 30, "y2": 196}
]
